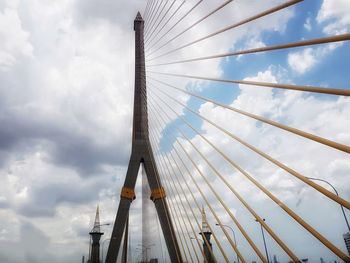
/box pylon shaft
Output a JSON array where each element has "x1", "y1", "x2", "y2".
[{"x1": 105, "y1": 12, "x2": 182, "y2": 263}]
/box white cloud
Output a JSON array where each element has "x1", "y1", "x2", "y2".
[
  {"x1": 287, "y1": 41, "x2": 344, "y2": 74},
  {"x1": 287, "y1": 48, "x2": 317, "y2": 74},
  {"x1": 145, "y1": 1, "x2": 350, "y2": 260},
  {"x1": 0, "y1": 0, "x2": 140, "y2": 260},
  {"x1": 183, "y1": 68, "x2": 350, "y2": 260},
  {"x1": 1, "y1": 0, "x2": 348, "y2": 261},
  {"x1": 232, "y1": 69, "x2": 277, "y2": 115},
  {"x1": 304, "y1": 17, "x2": 312, "y2": 31},
  {"x1": 0, "y1": 7, "x2": 33, "y2": 69},
  {"x1": 317, "y1": 0, "x2": 350, "y2": 34},
  {"x1": 287, "y1": 0, "x2": 350, "y2": 75},
  {"x1": 147, "y1": 0, "x2": 295, "y2": 85}
]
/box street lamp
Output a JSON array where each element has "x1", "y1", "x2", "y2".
[
  {"x1": 255, "y1": 218, "x2": 270, "y2": 263},
  {"x1": 135, "y1": 250, "x2": 144, "y2": 262},
  {"x1": 133, "y1": 248, "x2": 144, "y2": 263},
  {"x1": 101, "y1": 238, "x2": 109, "y2": 262},
  {"x1": 101, "y1": 238, "x2": 114, "y2": 263},
  {"x1": 306, "y1": 177, "x2": 350, "y2": 232},
  {"x1": 138, "y1": 243, "x2": 155, "y2": 261},
  {"x1": 216, "y1": 223, "x2": 239, "y2": 263}
]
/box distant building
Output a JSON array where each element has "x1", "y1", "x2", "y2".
[
  {"x1": 150, "y1": 259, "x2": 158, "y2": 263},
  {"x1": 273, "y1": 255, "x2": 279, "y2": 263},
  {"x1": 344, "y1": 232, "x2": 350, "y2": 255},
  {"x1": 320, "y1": 257, "x2": 326, "y2": 263}
]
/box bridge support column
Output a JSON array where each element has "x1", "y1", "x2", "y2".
[{"x1": 105, "y1": 12, "x2": 183, "y2": 263}]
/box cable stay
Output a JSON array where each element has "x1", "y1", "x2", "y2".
[
  {"x1": 147, "y1": 0, "x2": 234, "y2": 58},
  {"x1": 148, "y1": 77, "x2": 350, "y2": 154},
  {"x1": 148, "y1": 85, "x2": 350, "y2": 261},
  {"x1": 146, "y1": 0, "x2": 186, "y2": 52},
  {"x1": 147, "y1": 0, "x2": 303, "y2": 62},
  {"x1": 146, "y1": 0, "x2": 204, "y2": 55},
  {"x1": 147, "y1": 33, "x2": 350, "y2": 66},
  {"x1": 148, "y1": 71, "x2": 350, "y2": 97}
]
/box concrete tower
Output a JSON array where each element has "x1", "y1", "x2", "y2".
[
  {"x1": 200, "y1": 207, "x2": 214, "y2": 263},
  {"x1": 89, "y1": 205, "x2": 103, "y2": 263},
  {"x1": 105, "y1": 12, "x2": 182, "y2": 263}
]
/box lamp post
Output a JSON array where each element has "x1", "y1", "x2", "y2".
[
  {"x1": 255, "y1": 218, "x2": 270, "y2": 263},
  {"x1": 133, "y1": 248, "x2": 143, "y2": 263},
  {"x1": 306, "y1": 177, "x2": 350, "y2": 232},
  {"x1": 138, "y1": 243, "x2": 155, "y2": 261},
  {"x1": 215, "y1": 223, "x2": 239, "y2": 263},
  {"x1": 101, "y1": 238, "x2": 111, "y2": 263},
  {"x1": 135, "y1": 250, "x2": 144, "y2": 263}
]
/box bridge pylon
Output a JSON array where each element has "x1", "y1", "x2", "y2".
[{"x1": 105, "y1": 12, "x2": 183, "y2": 263}]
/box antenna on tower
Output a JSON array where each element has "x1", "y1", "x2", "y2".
[
  {"x1": 202, "y1": 206, "x2": 210, "y2": 233},
  {"x1": 91, "y1": 205, "x2": 101, "y2": 233}
]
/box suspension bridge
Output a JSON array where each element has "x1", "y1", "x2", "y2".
[{"x1": 89, "y1": 0, "x2": 350, "y2": 262}]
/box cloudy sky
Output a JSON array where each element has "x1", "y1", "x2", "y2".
[{"x1": 0, "y1": 0, "x2": 350, "y2": 262}]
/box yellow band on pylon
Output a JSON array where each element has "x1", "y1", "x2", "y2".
[
  {"x1": 120, "y1": 187, "x2": 136, "y2": 200},
  {"x1": 150, "y1": 187, "x2": 166, "y2": 201}
]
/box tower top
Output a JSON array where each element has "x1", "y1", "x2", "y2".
[
  {"x1": 134, "y1": 11, "x2": 144, "y2": 30},
  {"x1": 201, "y1": 206, "x2": 210, "y2": 233},
  {"x1": 91, "y1": 205, "x2": 101, "y2": 233},
  {"x1": 135, "y1": 11, "x2": 143, "y2": 22}
]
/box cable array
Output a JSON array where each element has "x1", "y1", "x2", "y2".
[{"x1": 141, "y1": 0, "x2": 350, "y2": 261}]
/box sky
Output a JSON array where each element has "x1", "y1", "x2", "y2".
[{"x1": 0, "y1": 0, "x2": 350, "y2": 262}]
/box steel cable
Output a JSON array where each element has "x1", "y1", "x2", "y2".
[
  {"x1": 148, "y1": 77, "x2": 350, "y2": 153},
  {"x1": 146, "y1": 0, "x2": 204, "y2": 55},
  {"x1": 148, "y1": 71, "x2": 350, "y2": 97},
  {"x1": 145, "y1": 0, "x2": 157, "y2": 29},
  {"x1": 146, "y1": 81, "x2": 350, "y2": 210},
  {"x1": 150, "y1": 84, "x2": 350, "y2": 261},
  {"x1": 150, "y1": 132, "x2": 201, "y2": 263},
  {"x1": 148, "y1": 33, "x2": 350, "y2": 66},
  {"x1": 148, "y1": 94, "x2": 268, "y2": 262},
  {"x1": 145, "y1": 0, "x2": 164, "y2": 38},
  {"x1": 149, "y1": 89, "x2": 299, "y2": 261},
  {"x1": 146, "y1": 92, "x2": 230, "y2": 263},
  {"x1": 145, "y1": 0, "x2": 168, "y2": 42},
  {"x1": 147, "y1": 0, "x2": 234, "y2": 57},
  {"x1": 143, "y1": 0, "x2": 153, "y2": 23},
  {"x1": 145, "y1": 0, "x2": 177, "y2": 46},
  {"x1": 138, "y1": 78, "x2": 183, "y2": 263},
  {"x1": 147, "y1": 0, "x2": 303, "y2": 61},
  {"x1": 141, "y1": 82, "x2": 217, "y2": 263},
  {"x1": 144, "y1": 87, "x2": 233, "y2": 262},
  {"x1": 146, "y1": 1, "x2": 186, "y2": 53}
]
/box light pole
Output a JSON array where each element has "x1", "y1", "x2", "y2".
[
  {"x1": 133, "y1": 248, "x2": 143, "y2": 263},
  {"x1": 101, "y1": 238, "x2": 112, "y2": 263},
  {"x1": 138, "y1": 243, "x2": 155, "y2": 261},
  {"x1": 216, "y1": 223, "x2": 239, "y2": 263},
  {"x1": 135, "y1": 250, "x2": 144, "y2": 263},
  {"x1": 255, "y1": 218, "x2": 270, "y2": 263},
  {"x1": 306, "y1": 177, "x2": 350, "y2": 232}
]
